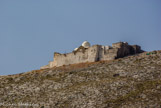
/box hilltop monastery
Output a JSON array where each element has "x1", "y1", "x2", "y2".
[{"x1": 40, "y1": 41, "x2": 143, "y2": 69}]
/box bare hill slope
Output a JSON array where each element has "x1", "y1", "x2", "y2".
[{"x1": 0, "y1": 51, "x2": 161, "y2": 108}]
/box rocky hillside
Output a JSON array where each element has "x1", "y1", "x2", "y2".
[{"x1": 0, "y1": 51, "x2": 161, "y2": 108}]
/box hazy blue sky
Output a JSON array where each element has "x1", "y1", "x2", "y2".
[{"x1": 0, "y1": 0, "x2": 161, "y2": 75}]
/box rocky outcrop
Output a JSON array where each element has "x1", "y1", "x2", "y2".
[{"x1": 41, "y1": 42, "x2": 144, "y2": 69}]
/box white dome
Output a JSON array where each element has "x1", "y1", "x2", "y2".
[
  {"x1": 82, "y1": 41, "x2": 90, "y2": 48},
  {"x1": 74, "y1": 48, "x2": 78, "y2": 51}
]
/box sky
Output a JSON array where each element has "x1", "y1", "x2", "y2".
[{"x1": 0, "y1": 0, "x2": 161, "y2": 75}]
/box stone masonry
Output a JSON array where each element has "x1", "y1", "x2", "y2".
[{"x1": 40, "y1": 42, "x2": 143, "y2": 69}]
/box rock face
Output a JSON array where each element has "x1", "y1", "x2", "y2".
[
  {"x1": 41, "y1": 42, "x2": 143, "y2": 69},
  {"x1": 0, "y1": 50, "x2": 160, "y2": 108}
]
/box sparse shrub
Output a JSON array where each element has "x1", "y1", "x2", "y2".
[
  {"x1": 41, "y1": 106, "x2": 44, "y2": 108},
  {"x1": 113, "y1": 74, "x2": 120, "y2": 77}
]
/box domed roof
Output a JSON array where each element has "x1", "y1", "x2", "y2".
[
  {"x1": 74, "y1": 48, "x2": 78, "y2": 51},
  {"x1": 82, "y1": 41, "x2": 90, "y2": 48}
]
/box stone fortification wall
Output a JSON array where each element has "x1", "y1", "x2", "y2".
[
  {"x1": 99, "y1": 42, "x2": 143, "y2": 61},
  {"x1": 52, "y1": 45, "x2": 100, "y2": 67},
  {"x1": 40, "y1": 42, "x2": 143, "y2": 69}
]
